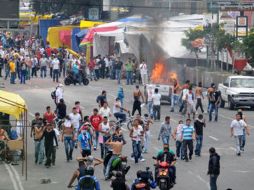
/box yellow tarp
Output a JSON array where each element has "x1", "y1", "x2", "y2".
[
  {"x1": 80, "y1": 20, "x2": 104, "y2": 29},
  {"x1": 19, "y1": 12, "x2": 53, "y2": 25},
  {"x1": 0, "y1": 90, "x2": 26, "y2": 119},
  {"x1": 47, "y1": 26, "x2": 79, "y2": 49}
]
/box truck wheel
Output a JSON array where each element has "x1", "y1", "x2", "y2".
[
  {"x1": 220, "y1": 99, "x2": 225, "y2": 108},
  {"x1": 228, "y1": 97, "x2": 234, "y2": 110}
]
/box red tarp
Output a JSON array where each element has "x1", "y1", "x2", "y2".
[
  {"x1": 60, "y1": 30, "x2": 71, "y2": 47},
  {"x1": 234, "y1": 59, "x2": 247, "y2": 71},
  {"x1": 80, "y1": 26, "x2": 118, "y2": 46}
]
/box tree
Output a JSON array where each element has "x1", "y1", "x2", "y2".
[{"x1": 243, "y1": 28, "x2": 254, "y2": 65}]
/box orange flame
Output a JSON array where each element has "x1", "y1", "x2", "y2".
[{"x1": 151, "y1": 61, "x2": 178, "y2": 84}]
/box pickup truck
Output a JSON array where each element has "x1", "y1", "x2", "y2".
[{"x1": 218, "y1": 75, "x2": 254, "y2": 110}]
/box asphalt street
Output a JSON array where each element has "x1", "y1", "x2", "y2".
[{"x1": 1, "y1": 76, "x2": 254, "y2": 190}]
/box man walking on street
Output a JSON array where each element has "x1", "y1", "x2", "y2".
[
  {"x1": 125, "y1": 58, "x2": 133, "y2": 85},
  {"x1": 139, "y1": 60, "x2": 148, "y2": 85},
  {"x1": 230, "y1": 113, "x2": 249, "y2": 156},
  {"x1": 158, "y1": 116, "x2": 171, "y2": 145},
  {"x1": 132, "y1": 85, "x2": 144, "y2": 116},
  {"x1": 152, "y1": 88, "x2": 161, "y2": 120},
  {"x1": 194, "y1": 114, "x2": 206, "y2": 156},
  {"x1": 208, "y1": 85, "x2": 221, "y2": 122},
  {"x1": 181, "y1": 119, "x2": 196, "y2": 162},
  {"x1": 207, "y1": 147, "x2": 220, "y2": 190},
  {"x1": 195, "y1": 82, "x2": 204, "y2": 113}
]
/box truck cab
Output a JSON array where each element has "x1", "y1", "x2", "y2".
[{"x1": 218, "y1": 76, "x2": 254, "y2": 110}]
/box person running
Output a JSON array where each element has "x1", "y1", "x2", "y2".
[
  {"x1": 62, "y1": 116, "x2": 74, "y2": 161},
  {"x1": 172, "y1": 120, "x2": 184, "y2": 160},
  {"x1": 98, "y1": 116, "x2": 111, "y2": 159},
  {"x1": 42, "y1": 123, "x2": 58, "y2": 168},
  {"x1": 158, "y1": 116, "x2": 171, "y2": 145},
  {"x1": 207, "y1": 147, "x2": 220, "y2": 190},
  {"x1": 230, "y1": 113, "x2": 249, "y2": 156},
  {"x1": 132, "y1": 85, "x2": 144, "y2": 116},
  {"x1": 208, "y1": 84, "x2": 221, "y2": 122},
  {"x1": 194, "y1": 114, "x2": 206, "y2": 156},
  {"x1": 152, "y1": 88, "x2": 161, "y2": 121},
  {"x1": 90, "y1": 108, "x2": 103, "y2": 150},
  {"x1": 195, "y1": 82, "x2": 204, "y2": 113},
  {"x1": 181, "y1": 118, "x2": 196, "y2": 162},
  {"x1": 69, "y1": 107, "x2": 82, "y2": 148}
]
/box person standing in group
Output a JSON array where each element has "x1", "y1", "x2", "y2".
[
  {"x1": 90, "y1": 108, "x2": 103, "y2": 150},
  {"x1": 152, "y1": 88, "x2": 161, "y2": 121},
  {"x1": 208, "y1": 85, "x2": 221, "y2": 122},
  {"x1": 98, "y1": 116, "x2": 111, "y2": 159},
  {"x1": 20, "y1": 61, "x2": 27, "y2": 84},
  {"x1": 194, "y1": 114, "x2": 206, "y2": 156},
  {"x1": 181, "y1": 118, "x2": 196, "y2": 162},
  {"x1": 170, "y1": 79, "x2": 181, "y2": 112},
  {"x1": 230, "y1": 113, "x2": 249, "y2": 156},
  {"x1": 186, "y1": 86, "x2": 196, "y2": 119},
  {"x1": 139, "y1": 60, "x2": 148, "y2": 85},
  {"x1": 96, "y1": 90, "x2": 107, "y2": 108},
  {"x1": 42, "y1": 123, "x2": 58, "y2": 168},
  {"x1": 9, "y1": 58, "x2": 16, "y2": 84},
  {"x1": 78, "y1": 124, "x2": 92, "y2": 157},
  {"x1": 0, "y1": 54, "x2": 4, "y2": 77},
  {"x1": 207, "y1": 147, "x2": 220, "y2": 190},
  {"x1": 115, "y1": 58, "x2": 123, "y2": 84},
  {"x1": 39, "y1": 54, "x2": 48, "y2": 78},
  {"x1": 132, "y1": 85, "x2": 144, "y2": 116},
  {"x1": 31, "y1": 55, "x2": 38, "y2": 78},
  {"x1": 158, "y1": 116, "x2": 171, "y2": 145},
  {"x1": 143, "y1": 114, "x2": 153, "y2": 153},
  {"x1": 43, "y1": 106, "x2": 56, "y2": 124},
  {"x1": 172, "y1": 120, "x2": 184, "y2": 160},
  {"x1": 56, "y1": 99, "x2": 66, "y2": 120},
  {"x1": 75, "y1": 101, "x2": 83, "y2": 123},
  {"x1": 69, "y1": 107, "x2": 82, "y2": 148},
  {"x1": 179, "y1": 80, "x2": 190, "y2": 113},
  {"x1": 52, "y1": 55, "x2": 60, "y2": 82},
  {"x1": 62, "y1": 116, "x2": 74, "y2": 161},
  {"x1": 31, "y1": 113, "x2": 44, "y2": 164},
  {"x1": 207, "y1": 83, "x2": 215, "y2": 113},
  {"x1": 99, "y1": 102, "x2": 112, "y2": 118},
  {"x1": 195, "y1": 82, "x2": 204, "y2": 113},
  {"x1": 129, "y1": 119, "x2": 144, "y2": 164},
  {"x1": 125, "y1": 58, "x2": 133, "y2": 85}
]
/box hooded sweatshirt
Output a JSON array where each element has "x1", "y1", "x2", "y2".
[{"x1": 208, "y1": 153, "x2": 220, "y2": 175}]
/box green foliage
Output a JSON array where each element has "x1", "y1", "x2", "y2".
[{"x1": 243, "y1": 28, "x2": 254, "y2": 63}]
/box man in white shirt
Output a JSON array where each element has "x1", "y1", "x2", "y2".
[
  {"x1": 152, "y1": 88, "x2": 161, "y2": 121},
  {"x1": 39, "y1": 54, "x2": 48, "y2": 78},
  {"x1": 52, "y1": 55, "x2": 60, "y2": 82},
  {"x1": 230, "y1": 113, "x2": 249, "y2": 156},
  {"x1": 55, "y1": 84, "x2": 64, "y2": 104},
  {"x1": 69, "y1": 107, "x2": 82, "y2": 148},
  {"x1": 99, "y1": 102, "x2": 111, "y2": 118},
  {"x1": 139, "y1": 60, "x2": 148, "y2": 85}
]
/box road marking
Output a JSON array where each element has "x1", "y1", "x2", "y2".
[
  {"x1": 233, "y1": 170, "x2": 251, "y2": 173},
  {"x1": 188, "y1": 170, "x2": 209, "y2": 189},
  {"x1": 209, "y1": 136, "x2": 219, "y2": 141},
  {"x1": 4, "y1": 164, "x2": 19, "y2": 190},
  {"x1": 10, "y1": 165, "x2": 24, "y2": 190}
]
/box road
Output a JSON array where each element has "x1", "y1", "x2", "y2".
[{"x1": 1, "y1": 76, "x2": 254, "y2": 190}]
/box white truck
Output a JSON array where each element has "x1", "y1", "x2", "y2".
[
  {"x1": 218, "y1": 75, "x2": 254, "y2": 110},
  {"x1": 147, "y1": 84, "x2": 173, "y2": 104}
]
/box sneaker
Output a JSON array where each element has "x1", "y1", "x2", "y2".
[
  {"x1": 237, "y1": 152, "x2": 241, "y2": 156},
  {"x1": 93, "y1": 147, "x2": 97, "y2": 151},
  {"x1": 140, "y1": 158, "x2": 145, "y2": 162},
  {"x1": 130, "y1": 157, "x2": 135, "y2": 161}
]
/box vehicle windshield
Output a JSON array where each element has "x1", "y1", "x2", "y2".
[{"x1": 230, "y1": 78, "x2": 254, "y2": 88}]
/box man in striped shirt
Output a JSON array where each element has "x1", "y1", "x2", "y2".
[{"x1": 181, "y1": 119, "x2": 196, "y2": 162}]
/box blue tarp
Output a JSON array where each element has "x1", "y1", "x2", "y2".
[
  {"x1": 39, "y1": 19, "x2": 60, "y2": 46},
  {"x1": 72, "y1": 28, "x2": 81, "y2": 52}
]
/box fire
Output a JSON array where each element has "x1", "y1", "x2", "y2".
[{"x1": 150, "y1": 61, "x2": 178, "y2": 84}]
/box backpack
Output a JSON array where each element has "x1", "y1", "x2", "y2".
[{"x1": 51, "y1": 90, "x2": 56, "y2": 99}]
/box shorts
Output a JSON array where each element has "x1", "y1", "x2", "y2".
[{"x1": 82, "y1": 149, "x2": 91, "y2": 157}]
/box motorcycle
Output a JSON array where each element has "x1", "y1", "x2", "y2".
[
  {"x1": 153, "y1": 157, "x2": 173, "y2": 190},
  {"x1": 103, "y1": 150, "x2": 130, "y2": 180},
  {"x1": 64, "y1": 71, "x2": 89, "y2": 86},
  {"x1": 133, "y1": 167, "x2": 155, "y2": 190}
]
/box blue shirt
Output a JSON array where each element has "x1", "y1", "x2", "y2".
[
  {"x1": 78, "y1": 132, "x2": 91, "y2": 150},
  {"x1": 181, "y1": 125, "x2": 195, "y2": 140}
]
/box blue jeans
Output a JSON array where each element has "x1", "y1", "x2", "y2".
[
  {"x1": 132, "y1": 140, "x2": 142, "y2": 163},
  {"x1": 64, "y1": 136, "x2": 74, "y2": 160},
  {"x1": 209, "y1": 104, "x2": 218, "y2": 121},
  {"x1": 95, "y1": 69, "x2": 100, "y2": 79},
  {"x1": 10, "y1": 72, "x2": 16, "y2": 84},
  {"x1": 235, "y1": 135, "x2": 243, "y2": 154},
  {"x1": 40, "y1": 66, "x2": 47, "y2": 78},
  {"x1": 241, "y1": 129, "x2": 246, "y2": 150},
  {"x1": 210, "y1": 174, "x2": 218, "y2": 190},
  {"x1": 147, "y1": 101, "x2": 153, "y2": 117},
  {"x1": 195, "y1": 135, "x2": 203, "y2": 156},
  {"x1": 115, "y1": 69, "x2": 121, "y2": 84},
  {"x1": 114, "y1": 112, "x2": 126, "y2": 122},
  {"x1": 105, "y1": 154, "x2": 117, "y2": 178},
  {"x1": 126, "y1": 71, "x2": 133, "y2": 85},
  {"x1": 162, "y1": 136, "x2": 170, "y2": 145},
  {"x1": 93, "y1": 131, "x2": 99, "y2": 149},
  {"x1": 176, "y1": 140, "x2": 183, "y2": 159},
  {"x1": 20, "y1": 70, "x2": 26, "y2": 84},
  {"x1": 53, "y1": 69, "x2": 59, "y2": 82},
  {"x1": 34, "y1": 139, "x2": 44, "y2": 164},
  {"x1": 171, "y1": 94, "x2": 179, "y2": 110}
]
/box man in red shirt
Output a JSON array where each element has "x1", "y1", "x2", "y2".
[
  {"x1": 89, "y1": 108, "x2": 102, "y2": 150},
  {"x1": 43, "y1": 106, "x2": 56, "y2": 124}
]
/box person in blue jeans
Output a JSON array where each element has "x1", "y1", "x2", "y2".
[
  {"x1": 20, "y1": 62, "x2": 27, "y2": 84},
  {"x1": 62, "y1": 116, "x2": 74, "y2": 161},
  {"x1": 208, "y1": 85, "x2": 221, "y2": 122},
  {"x1": 130, "y1": 119, "x2": 143, "y2": 163},
  {"x1": 158, "y1": 116, "x2": 171, "y2": 145},
  {"x1": 115, "y1": 59, "x2": 123, "y2": 84},
  {"x1": 207, "y1": 147, "x2": 220, "y2": 190},
  {"x1": 194, "y1": 114, "x2": 206, "y2": 156}
]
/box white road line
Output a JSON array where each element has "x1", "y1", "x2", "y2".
[
  {"x1": 4, "y1": 164, "x2": 19, "y2": 190},
  {"x1": 188, "y1": 170, "x2": 209, "y2": 189},
  {"x1": 10, "y1": 165, "x2": 24, "y2": 190},
  {"x1": 233, "y1": 170, "x2": 250, "y2": 173},
  {"x1": 209, "y1": 136, "x2": 219, "y2": 141}
]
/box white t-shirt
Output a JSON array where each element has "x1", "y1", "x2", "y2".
[
  {"x1": 52, "y1": 58, "x2": 60, "y2": 70},
  {"x1": 230, "y1": 119, "x2": 246, "y2": 136},
  {"x1": 100, "y1": 122, "x2": 110, "y2": 137},
  {"x1": 147, "y1": 89, "x2": 153, "y2": 102},
  {"x1": 139, "y1": 63, "x2": 148, "y2": 75},
  {"x1": 99, "y1": 107, "x2": 111, "y2": 118},
  {"x1": 63, "y1": 120, "x2": 72, "y2": 128},
  {"x1": 152, "y1": 93, "x2": 161, "y2": 105},
  {"x1": 187, "y1": 92, "x2": 194, "y2": 105},
  {"x1": 69, "y1": 113, "x2": 81, "y2": 129},
  {"x1": 113, "y1": 101, "x2": 121, "y2": 114},
  {"x1": 55, "y1": 88, "x2": 63, "y2": 103},
  {"x1": 176, "y1": 124, "x2": 183, "y2": 141},
  {"x1": 182, "y1": 89, "x2": 189, "y2": 101},
  {"x1": 132, "y1": 125, "x2": 143, "y2": 141}
]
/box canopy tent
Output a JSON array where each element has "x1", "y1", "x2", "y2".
[{"x1": 0, "y1": 90, "x2": 26, "y2": 119}]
